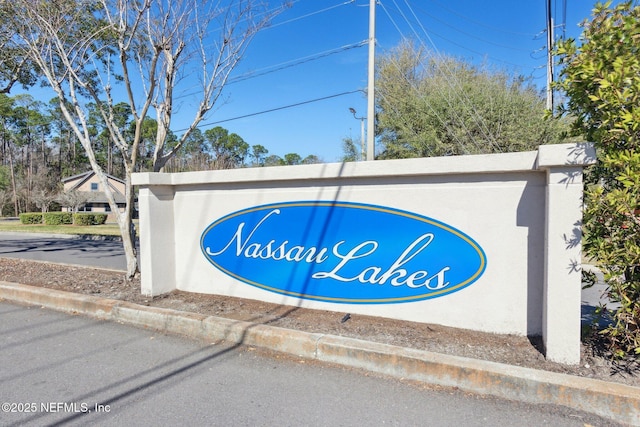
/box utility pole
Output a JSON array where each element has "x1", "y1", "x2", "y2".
[
  {"x1": 546, "y1": 0, "x2": 554, "y2": 111},
  {"x1": 366, "y1": 0, "x2": 376, "y2": 161}
]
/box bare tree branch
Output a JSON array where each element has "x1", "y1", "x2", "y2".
[{"x1": 11, "y1": 0, "x2": 283, "y2": 277}]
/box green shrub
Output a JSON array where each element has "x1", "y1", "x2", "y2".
[
  {"x1": 92, "y1": 213, "x2": 108, "y2": 225},
  {"x1": 73, "y1": 213, "x2": 91, "y2": 226},
  {"x1": 556, "y1": 1, "x2": 640, "y2": 358},
  {"x1": 583, "y1": 152, "x2": 640, "y2": 358},
  {"x1": 43, "y1": 212, "x2": 73, "y2": 225},
  {"x1": 73, "y1": 212, "x2": 108, "y2": 226},
  {"x1": 19, "y1": 212, "x2": 43, "y2": 224}
]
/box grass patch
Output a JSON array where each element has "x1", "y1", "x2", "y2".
[{"x1": 0, "y1": 218, "x2": 126, "y2": 237}]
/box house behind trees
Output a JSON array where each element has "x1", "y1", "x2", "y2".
[{"x1": 61, "y1": 171, "x2": 127, "y2": 220}]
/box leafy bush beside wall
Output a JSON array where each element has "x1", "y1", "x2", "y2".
[{"x1": 555, "y1": 1, "x2": 640, "y2": 358}]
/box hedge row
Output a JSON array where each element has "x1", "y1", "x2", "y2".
[
  {"x1": 44, "y1": 212, "x2": 73, "y2": 225},
  {"x1": 73, "y1": 213, "x2": 108, "y2": 226},
  {"x1": 19, "y1": 213, "x2": 43, "y2": 224},
  {"x1": 19, "y1": 212, "x2": 108, "y2": 226}
]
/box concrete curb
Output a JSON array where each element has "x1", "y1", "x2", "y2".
[{"x1": 1, "y1": 281, "x2": 638, "y2": 426}]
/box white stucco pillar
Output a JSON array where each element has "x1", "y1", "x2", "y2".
[
  {"x1": 136, "y1": 184, "x2": 176, "y2": 296},
  {"x1": 537, "y1": 143, "x2": 596, "y2": 364}
]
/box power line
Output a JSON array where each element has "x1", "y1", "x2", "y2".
[
  {"x1": 412, "y1": 5, "x2": 534, "y2": 52},
  {"x1": 172, "y1": 0, "x2": 368, "y2": 101},
  {"x1": 380, "y1": 0, "x2": 503, "y2": 153},
  {"x1": 174, "y1": 40, "x2": 366, "y2": 101},
  {"x1": 176, "y1": 90, "x2": 363, "y2": 133},
  {"x1": 403, "y1": 0, "x2": 504, "y2": 153},
  {"x1": 227, "y1": 41, "x2": 368, "y2": 85},
  {"x1": 376, "y1": 3, "x2": 474, "y2": 154},
  {"x1": 266, "y1": 0, "x2": 356, "y2": 30},
  {"x1": 379, "y1": 2, "x2": 532, "y2": 68},
  {"x1": 170, "y1": 2, "x2": 366, "y2": 138},
  {"x1": 425, "y1": 0, "x2": 539, "y2": 37}
]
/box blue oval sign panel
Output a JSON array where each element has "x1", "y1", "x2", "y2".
[{"x1": 200, "y1": 201, "x2": 486, "y2": 304}]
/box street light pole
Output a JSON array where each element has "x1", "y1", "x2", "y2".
[{"x1": 349, "y1": 107, "x2": 365, "y2": 161}]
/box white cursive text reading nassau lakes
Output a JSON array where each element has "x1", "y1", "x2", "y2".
[{"x1": 206, "y1": 209, "x2": 450, "y2": 290}]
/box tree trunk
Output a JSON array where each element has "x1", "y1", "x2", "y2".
[
  {"x1": 90, "y1": 165, "x2": 138, "y2": 279},
  {"x1": 120, "y1": 213, "x2": 138, "y2": 279},
  {"x1": 108, "y1": 140, "x2": 112, "y2": 175},
  {"x1": 86, "y1": 154, "x2": 138, "y2": 278},
  {"x1": 120, "y1": 175, "x2": 139, "y2": 279},
  {"x1": 8, "y1": 147, "x2": 18, "y2": 215}
]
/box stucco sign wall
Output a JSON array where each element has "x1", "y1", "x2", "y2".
[{"x1": 132, "y1": 142, "x2": 595, "y2": 364}]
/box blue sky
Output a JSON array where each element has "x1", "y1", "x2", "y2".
[
  {"x1": 173, "y1": 0, "x2": 602, "y2": 163},
  {"x1": 16, "y1": 1, "x2": 607, "y2": 163}
]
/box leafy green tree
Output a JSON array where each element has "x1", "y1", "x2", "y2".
[
  {"x1": 250, "y1": 144, "x2": 269, "y2": 167},
  {"x1": 225, "y1": 134, "x2": 250, "y2": 167},
  {"x1": 167, "y1": 128, "x2": 207, "y2": 171},
  {"x1": 0, "y1": 94, "x2": 60, "y2": 213},
  {"x1": 0, "y1": 165, "x2": 9, "y2": 191},
  {"x1": 0, "y1": 188, "x2": 10, "y2": 216},
  {"x1": 555, "y1": 1, "x2": 640, "y2": 358},
  {"x1": 0, "y1": 93, "x2": 21, "y2": 214},
  {"x1": 341, "y1": 136, "x2": 360, "y2": 162},
  {"x1": 284, "y1": 153, "x2": 302, "y2": 165},
  {"x1": 181, "y1": 128, "x2": 206, "y2": 158},
  {"x1": 375, "y1": 40, "x2": 570, "y2": 159},
  {"x1": 302, "y1": 154, "x2": 321, "y2": 165},
  {"x1": 133, "y1": 117, "x2": 160, "y2": 172},
  {"x1": 11, "y1": 94, "x2": 55, "y2": 210},
  {"x1": 264, "y1": 154, "x2": 285, "y2": 167},
  {"x1": 0, "y1": 3, "x2": 37, "y2": 93},
  {"x1": 204, "y1": 126, "x2": 249, "y2": 169},
  {"x1": 48, "y1": 97, "x2": 89, "y2": 177}
]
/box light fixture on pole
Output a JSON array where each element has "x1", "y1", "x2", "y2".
[{"x1": 349, "y1": 107, "x2": 365, "y2": 161}]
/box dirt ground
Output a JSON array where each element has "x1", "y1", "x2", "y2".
[{"x1": 0, "y1": 257, "x2": 638, "y2": 388}]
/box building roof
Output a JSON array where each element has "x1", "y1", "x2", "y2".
[
  {"x1": 62, "y1": 170, "x2": 127, "y2": 205},
  {"x1": 79, "y1": 190, "x2": 127, "y2": 204},
  {"x1": 62, "y1": 170, "x2": 126, "y2": 185}
]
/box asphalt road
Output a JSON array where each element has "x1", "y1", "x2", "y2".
[
  {"x1": 0, "y1": 302, "x2": 614, "y2": 427},
  {"x1": 0, "y1": 232, "x2": 129, "y2": 271}
]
